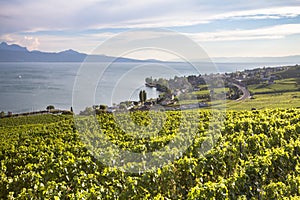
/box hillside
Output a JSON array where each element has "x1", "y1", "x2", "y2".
[
  {"x1": 273, "y1": 65, "x2": 300, "y2": 79},
  {"x1": 0, "y1": 109, "x2": 299, "y2": 199}
]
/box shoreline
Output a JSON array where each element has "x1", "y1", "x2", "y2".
[{"x1": 0, "y1": 109, "x2": 73, "y2": 118}]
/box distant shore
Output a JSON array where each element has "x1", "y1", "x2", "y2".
[{"x1": 0, "y1": 109, "x2": 73, "y2": 118}]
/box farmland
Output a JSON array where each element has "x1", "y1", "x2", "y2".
[{"x1": 1, "y1": 109, "x2": 299, "y2": 199}]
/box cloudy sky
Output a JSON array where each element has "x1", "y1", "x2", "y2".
[{"x1": 1, "y1": 0, "x2": 300, "y2": 59}]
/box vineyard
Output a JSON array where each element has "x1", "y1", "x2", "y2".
[{"x1": 0, "y1": 109, "x2": 300, "y2": 199}]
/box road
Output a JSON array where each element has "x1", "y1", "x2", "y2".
[{"x1": 231, "y1": 83, "x2": 251, "y2": 101}]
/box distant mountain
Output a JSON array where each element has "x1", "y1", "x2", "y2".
[
  {"x1": 0, "y1": 42, "x2": 28, "y2": 52},
  {"x1": 0, "y1": 42, "x2": 85, "y2": 62},
  {"x1": 2, "y1": 42, "x2": 300, "y2": 64},
  {"x1": 0, "y1": 42, "x2": 159, "y2": 62}
]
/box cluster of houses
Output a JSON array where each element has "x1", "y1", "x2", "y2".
[
  {"x1": 105, "y1": 96, "x2": 177, "y2": 113},
  {"x1": 224, "y1": 66, "x2": 286, "y2": 85}
]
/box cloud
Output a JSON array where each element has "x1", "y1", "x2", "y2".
[
  {"x1": 0, "y1": 32, "x2": 117, "y2": 53},
  {"x1": 187, "y1": 24, "x2": 300, "y2": 42},
  {"x1": 1, "y1": 0, "x2": 300, "y2": 58},
  {"x1": 0, "y1": 34, "x2": 39, "y2": 50},
  {"x1": 213, "y1": 6, "x2": 300, "y2": 21},
  {"x1": 2, "y1": 24, "x2": 300, "y2": 59},
  {"x1": 1, "y1": 0, "x2": 300, "y2": 34},
  {"x1": 23, "y1": 36, "x2": 40, "y2": 50},
  {"x1": 2, "y1": 23, "x2": 300, "y2": 52},
  {"x1": 66, "y1": 5, "x2": 300, "y2": 30}
]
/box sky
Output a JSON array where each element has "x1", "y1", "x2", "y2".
[{"x1": 1, "y1": 0, "x2": 300, "y2": 60}]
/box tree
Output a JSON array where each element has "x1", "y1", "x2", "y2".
[
  {"x1": 119, "y1": 103, "x2": 127, "y2": 110},
  {"x1": 99, "y1": 104, "x2": 108, "y2": 110},
  {"x1": 145, "y1": 77, "x2": 153, "y2": 84},
  {"x1": 143, "y1": 90, "x2": 147, "y2": 102},
  {"x1": 79, "y1": 107, "x2": 94, "y2": 115},
  {"x1": 139, "y1": 90, "x2": 142, "y2": 102},
  {"x1": 0, "y1": 111, "x2": 5, "y2": 118},
  {"x1": 139, "y1": 90, "x2": 147, "y2": 102},
  {"x1": 46, "y1": 105, "x2": 55, "y2": 111}
]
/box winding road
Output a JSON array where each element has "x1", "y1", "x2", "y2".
[{"x1": 231, "y1": 83, "x2": 251, "y2": 101}]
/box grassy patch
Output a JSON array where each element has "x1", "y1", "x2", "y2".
[
  {"x1": 192, "y1": 87, "x2": 228, "y2": 95},
  {"x1": 248, "y1": 78, "x2": 299, "y2": 94},
  {"x1": 225, "y1": 91, "x2": 300, "y2": 110}
]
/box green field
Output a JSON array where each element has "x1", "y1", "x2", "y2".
[
  {"x1": 226, "y1": 91, "x2": 300, "y2": 110},
  {"x1": 0, "y1": 109, "x2": 300, "y2": 199},
  {"x1": 248, "y1": 78, "x2": 300, "y2": 94},
  {"x1": 177, "y1": 90, "x2": 300, "y2": 110},
  {"x1": 191, "y1": 87, "x2": 229, "y2": 96}
]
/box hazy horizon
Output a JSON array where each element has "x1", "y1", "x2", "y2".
[{"x1": 1, "y1": 41, "x2": 300, "y2": 63}]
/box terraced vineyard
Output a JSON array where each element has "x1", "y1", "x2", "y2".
[{"x1": 0, "y1": 109, "x2": 299, "y2": 199}]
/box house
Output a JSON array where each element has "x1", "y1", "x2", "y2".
[
  {"x1": 193, "y1": 86, "x2": 201, "y2": 91},
  {"x1": 139, "y1": 105, "x2": 151, "y2": 111},
  {"x1": 144, "y1": 101, "x2": 153, "y2": 106},
  {"x1": 107, "y1": 106, "x2": 117, "y2": 113}
]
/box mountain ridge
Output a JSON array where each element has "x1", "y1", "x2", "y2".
[
  {"x1": 0, "y1": 42, "x2": 157, "y2": 62},
  {"x1": 1, "y1": 42, "x2": 300, "y2": 63}
]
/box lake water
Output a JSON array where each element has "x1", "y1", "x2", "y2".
[{"x1": 0, "y1": 61, "x2": 296, "y2": 113}]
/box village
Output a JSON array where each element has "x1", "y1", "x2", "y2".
[{"x1": 92, "y1": 65, "x2": 292, "y2": 113}]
